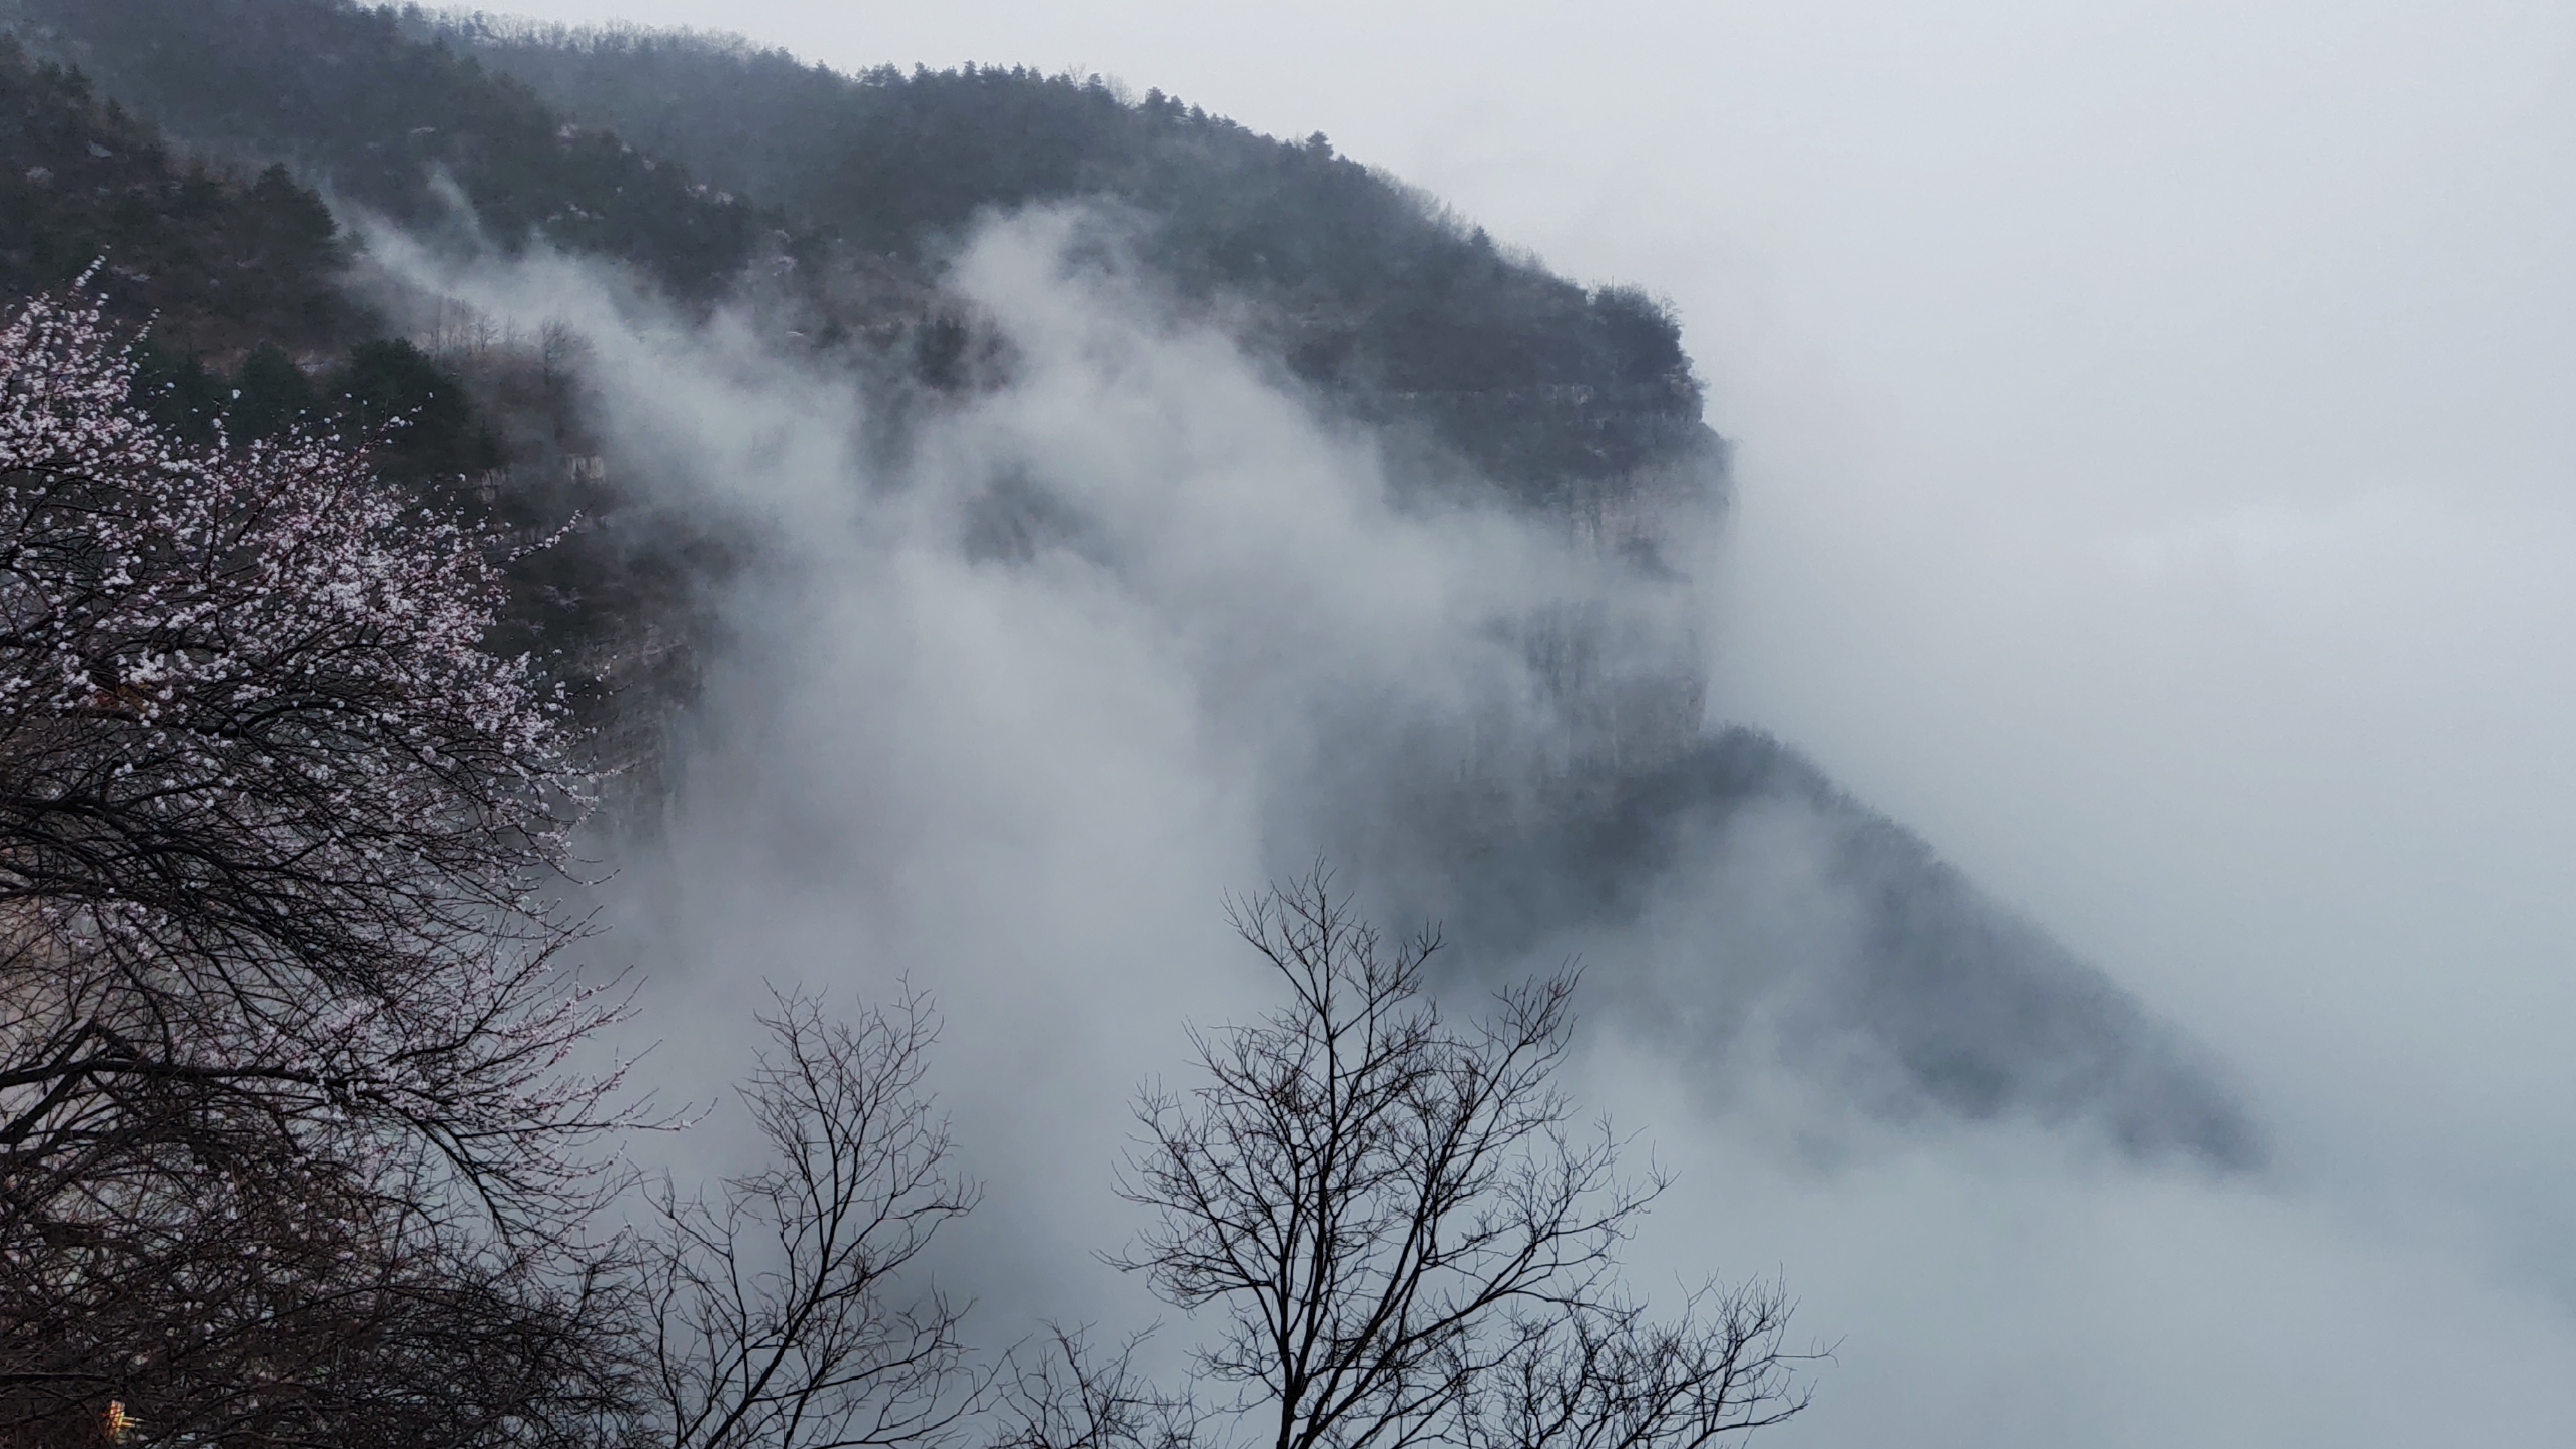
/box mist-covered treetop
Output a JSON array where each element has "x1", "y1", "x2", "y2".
[
  {"x1": 437, "y1": 11, "x2": 1719, "y2": 498},
  {"x1": 433, "y1": 13, "x2": 1700, "y2": 406},
  {"x1": 4, "y1": 0, "x2": 1716, "y2": 497}
]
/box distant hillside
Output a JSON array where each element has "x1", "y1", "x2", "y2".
[
  {"x1": 4, "y1": 0, "x2": 765, "y2": 295},
  {"x1": 433, "y1": 17, "x2": 1719, "y2": 505},
  {"x1": 1446, "y1": 728, "x2": 2264, "y2": 1167},
  {"x1": 0, "y1": 34, "x2": 520, "y2": 466},
  {"x1": 0, "y1": 36, "x2": 348, "y2": 358},
  {"x1": 0, "y1": 9, "x2": 724, "y2": 768},
  {"x1": 6, "y1": 0, "x2": 1721, "y2": 508}
]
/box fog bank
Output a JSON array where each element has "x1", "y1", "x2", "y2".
[{"x1": 360, "y1": 0, "x2": 2576, "y2": 1413}]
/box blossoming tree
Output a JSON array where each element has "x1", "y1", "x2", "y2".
[{"x1": 0, "y1": 285, "x2": 634, "y2": 1446}]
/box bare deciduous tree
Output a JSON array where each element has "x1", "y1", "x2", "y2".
[
  {"x1": 1016, "y1": 870, "x2": 1817, "y2": 1449},
  {"x1": 646, "y1": 987, "x2": 983, "y2": 1449}
]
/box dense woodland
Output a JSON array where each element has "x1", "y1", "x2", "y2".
[
  {"x1": 8, "y1": 0, "x2": 762, "y2": 292},
  {"x1": 7, "y1": 0, "x2": 1719, "y2": 502},
  {"x1": 434, "y1": 17, "x2": 1717, "y2": 496},
  {"x1": 0, "y1": 41, "x2": 346, "y2": 358}
]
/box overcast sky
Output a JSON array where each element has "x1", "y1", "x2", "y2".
[{"x1": 444, "y1": 2, "x2": 2576, "y2": 1440}]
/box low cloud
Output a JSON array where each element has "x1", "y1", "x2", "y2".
[{"x1": 356, "y1": 192, "x2": 2576, "y2": 1444}]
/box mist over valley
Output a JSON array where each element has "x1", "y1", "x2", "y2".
[{"x1": 1, "y1": 3, "x2": 2569, "y2": 1445}]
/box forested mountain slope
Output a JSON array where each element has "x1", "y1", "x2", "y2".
[
  {"x1": 4, "y1": 0, "x2": 762, "y2": 291},
  {"x1": 1445, "y1": 731, "x2": 2260, "y2": 1163},
  {"x1": 9, "y1": 0, "x2": 1717, "y2": 506},
  {"x1": 0, "y1": 0, "x2": 2260, "y2": 1169},
  {"x1": 433, "y1": 17, "x2": 1719, "y2": 506},
  {"x1": 0, "y1": 39, "x2": 348, "y2": 356}
]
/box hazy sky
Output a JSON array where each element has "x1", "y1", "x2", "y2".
[{"x1": 427, "y1": 2, "x2": 2576, "y2": 1441}]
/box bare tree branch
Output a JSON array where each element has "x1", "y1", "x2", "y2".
[
  {"x1": 648, "y1": 986, "x2": 984, "y2": 1449},
  {"x1": 993, "y1": 1326, "x2": 1199, "y2": 1449},
  {"x1": 1047, "y1": 868, "x2": 1815, "y2": 1449}
]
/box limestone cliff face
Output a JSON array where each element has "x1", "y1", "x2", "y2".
[
  {"x1": 1541, "y1": 436, "x2": 1725, "y2": 769},
  {"x1": 1436, "y1": 420, "x2": 1724, "y2": 838}
]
